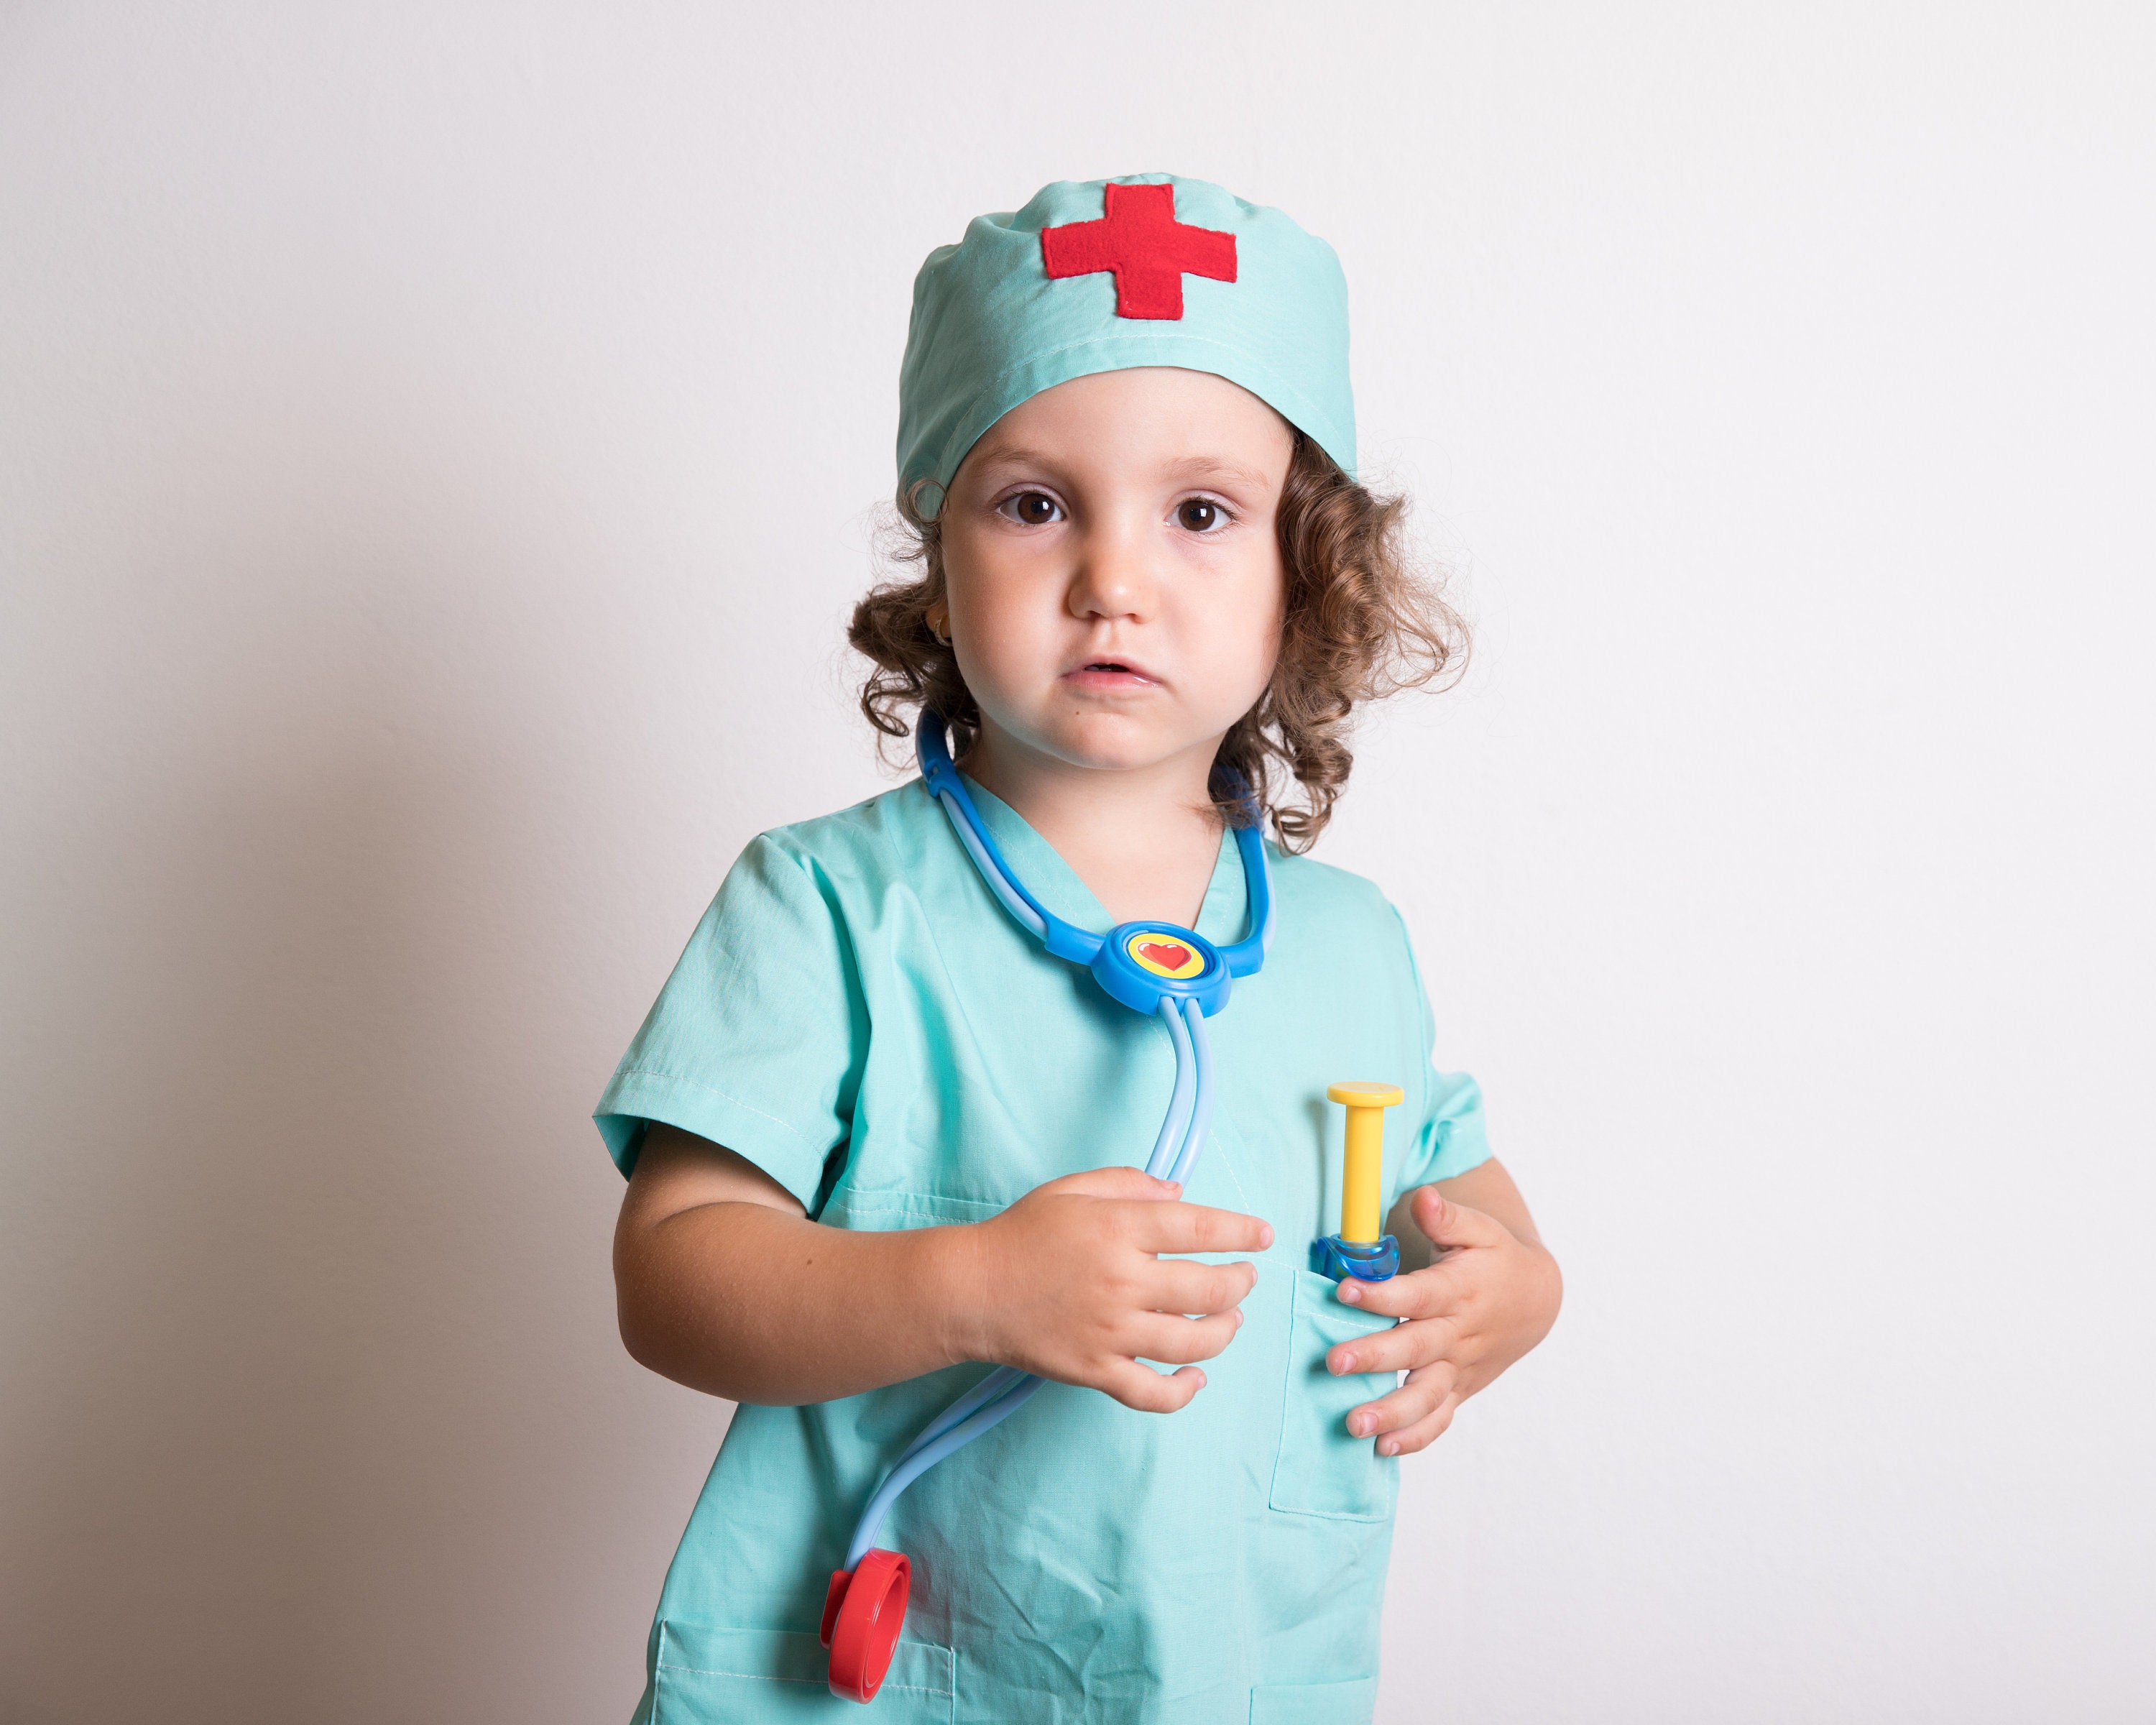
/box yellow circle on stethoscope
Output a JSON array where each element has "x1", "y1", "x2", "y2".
[{"x1": 1125, "y1": 932, "x2": 1207, "y2": 980}]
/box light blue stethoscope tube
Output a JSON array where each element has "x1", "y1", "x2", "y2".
[
  {"x1": 1166, "y1": 1000, "x2": 1214, "y2": 1191},
  {"x1": 844, "y1": 1373, "x2": 1046, "y2": 1570},
  {"x1": 842, "y1": 988, "x2": 1216, "y2": 1570},
  {"x1": 1146, "y1": 993, "x2": 1201, "y2": 1184},
  {"x1": 936, "y1": 790, "x2": 1050, "y2": 942}
]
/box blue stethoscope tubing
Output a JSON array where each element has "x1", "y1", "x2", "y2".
[{"x1": 839, "y1": 715, "x2": 1268, "y2": 1570}]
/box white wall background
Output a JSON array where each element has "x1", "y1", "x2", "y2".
[{"x1": 4, "y1": 4, "x2": 2152, "y2": 1721}]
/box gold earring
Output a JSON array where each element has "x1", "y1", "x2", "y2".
[{"x1": 929, "y1": 612, "x2": 952, "y2": 645}]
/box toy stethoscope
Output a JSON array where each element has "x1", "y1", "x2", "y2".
[{"x1": 818, "y1": 713, "x2": 1397, "y2": 1703}]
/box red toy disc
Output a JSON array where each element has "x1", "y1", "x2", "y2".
[{"x1": 821, "y1": 1549, "x2": 911, "y2": 1703}]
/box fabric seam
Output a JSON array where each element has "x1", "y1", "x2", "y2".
[
  {"x1": 655, "y1": 1661, "x2": 950, "y2": 1697},
  {"x1": 609, "y1": 1066, "x2": 820, "y2": 1154}
]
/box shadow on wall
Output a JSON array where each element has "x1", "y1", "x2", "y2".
[{"x1": 2, "y1": 732, "x2": 700, "y2": 1722}]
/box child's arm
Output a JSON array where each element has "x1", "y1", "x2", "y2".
[
  {"x1": 1320, "y1": 1159, "x2": 1562, "y2": 1455},
  {"x1": 614, "y1": 1123, "x2": 1273, "y2": 1412}
]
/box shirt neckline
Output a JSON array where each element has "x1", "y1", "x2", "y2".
[{"x1": 958, "y1": 774, "x2": 1250, "y2": 945}]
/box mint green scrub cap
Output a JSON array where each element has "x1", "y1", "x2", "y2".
[{"x1": 896, "y1": 173, "x2": 1355, "y2": 512}]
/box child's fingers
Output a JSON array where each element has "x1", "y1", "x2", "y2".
[
  {"x1": 1344, "y1": 1361, "x2": 1457, "y2": 1442},
  {"x1": 1335, "y1": 1259, "x2": 1468, "y2": 1320},
  {"x1": 1130, "y1": 1200, "x2": 1274, "y2": 1256},
  {"x1": 1147, "y1": 1256, "x2": 1258, "y2": 1316},
  {"x1": 1129, "y1": 1308, "x2": 1243, "y2": 1366},
  {"x1": 1373, "y1": 1389, "x2": 1463, "y2": 1456},
  {"x1": 1098, "y1": 1359, "x2": 1206, "y2": 1414},
  {"x1": 1410, "y1": 1186, "x2": 1511, "y2": 1251},
  {"x1": 1048, "y1": 1165, "x2": 1181, "y2": 1202},
  {"x1": 1327, "y1": 1311, "x2": 1456, "y2": 1378}
]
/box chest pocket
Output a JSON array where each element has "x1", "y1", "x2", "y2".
[{"x1": 1269, "y1": 1267, "x2": 1401, "y2": 1521}]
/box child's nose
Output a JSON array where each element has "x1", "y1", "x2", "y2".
[{"x1": 1067, "y1": 525, "x2": 1159, "y2": 622}]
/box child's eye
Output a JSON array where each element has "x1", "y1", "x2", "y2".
[
  {"x1": 1175, "y1": 499, "x2": 1230, "y2": 533},
  {"x1": 998, "y1": 492, "x2": 1063, "y2": 526}
]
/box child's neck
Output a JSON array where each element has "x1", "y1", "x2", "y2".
[{"x1": 961, "y1": 724, "x2": 1226, "y2": 930}]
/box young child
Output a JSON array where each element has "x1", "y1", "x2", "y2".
[{"x1": 599, "y1": 174, "x2": 1562, "y2": 1724}]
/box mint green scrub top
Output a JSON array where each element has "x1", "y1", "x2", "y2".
[{"x1": 596, "y1": 781, "x2": 1491, "y2": 1725}]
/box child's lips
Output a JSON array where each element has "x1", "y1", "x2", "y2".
[{"x1": 1061, "y1": 658, "x2": 1160, "y2": 691}]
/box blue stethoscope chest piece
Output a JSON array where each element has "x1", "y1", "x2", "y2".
[{"x1": 1092, "y1": 921, "x2": 1230, "y2": 1016}]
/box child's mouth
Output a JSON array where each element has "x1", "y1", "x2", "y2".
[{"x1": 1064, "y1": 660, "x2": 1157, "y2": 690}]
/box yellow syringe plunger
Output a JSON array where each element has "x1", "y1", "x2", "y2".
[{"x1": 1327, "y1": 1081, "x2": 1404, "y2": 1244}]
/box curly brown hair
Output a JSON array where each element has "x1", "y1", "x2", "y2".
[{"x1": 847, "y1": 432, "x2": 1466, "y2": 852}]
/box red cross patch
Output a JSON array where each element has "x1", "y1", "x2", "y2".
[{"x1": 1039, "y1": 183, "x2": 1237, "y2": 321}]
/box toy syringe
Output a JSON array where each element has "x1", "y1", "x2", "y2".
[{"x1": 1310, "y1": 1081, "x2": 1403, "y2": 1282}]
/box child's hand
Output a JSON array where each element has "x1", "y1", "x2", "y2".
[
  {"x1": 1324, "y1": 1184, "x2": 1562, "y2": 1455},
  {"x1": 954, "y1": 1167, "x2": 1273, "y2": 1414}
]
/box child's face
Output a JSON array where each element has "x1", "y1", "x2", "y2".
[{"x1": 939, "y1": 367, "x2": 1293, "y2": 781}]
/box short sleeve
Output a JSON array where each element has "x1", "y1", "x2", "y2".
[
  {"x1": 594, "y1": 834, "x2": 868, "y2": 1208},
  {"x1": 1388, "y1": 905, "x2": 1493, "y2": 1190}
]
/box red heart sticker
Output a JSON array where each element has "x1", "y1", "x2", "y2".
[{"x1": 1137, "y1": 940, "x2": 1192, "y2": 970}]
